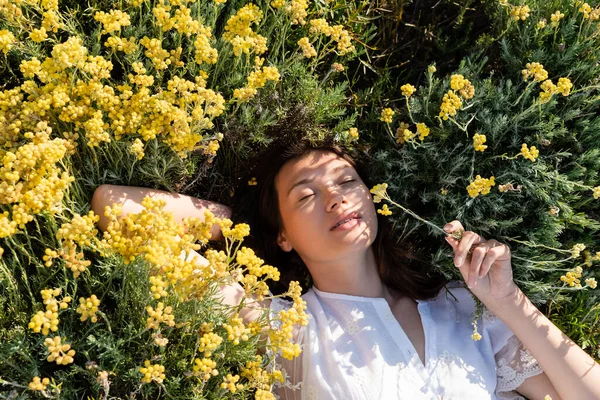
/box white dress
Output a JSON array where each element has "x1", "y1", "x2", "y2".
[{"x1": 268, "y1": 280, "x2": 544, "y2": 400}]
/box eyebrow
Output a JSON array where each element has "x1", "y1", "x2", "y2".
[{"x1": 287, "y1": 165, "x2": 352, "y2": 197}]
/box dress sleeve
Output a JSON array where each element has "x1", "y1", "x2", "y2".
[
  {"x1": 267, "y1": 297, "x2": 306, "y2": 400},
  {"x1": 483, "y1": 308, "x2": 544, "y2": 399}
]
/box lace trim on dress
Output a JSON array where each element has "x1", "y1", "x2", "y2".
[
  {"x1": 495, "y1": 334, "x2": 544, "y2": 397},
  {"x1": 267, "y1": 297, "x2": 304, "y2": 400}
]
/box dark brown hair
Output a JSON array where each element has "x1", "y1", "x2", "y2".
[{"x1": 232, "y1": 139, "x2": 448, "y2": 300}]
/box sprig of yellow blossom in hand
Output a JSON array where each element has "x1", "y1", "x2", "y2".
[{"x1": 370, "y1": 182, "x2": 488, "y2": 340}]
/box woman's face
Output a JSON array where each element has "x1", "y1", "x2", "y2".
[{"x1": 274, "y1": 150, "x2": 378, "y2": 264}]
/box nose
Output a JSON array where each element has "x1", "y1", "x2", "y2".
[{"x1": 326, "y1": 188, "x2": 346, "y2": 212}]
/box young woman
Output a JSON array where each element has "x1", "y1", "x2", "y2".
[{"x1": 91, "y1": 140, "x2": 599, "y2": 400}]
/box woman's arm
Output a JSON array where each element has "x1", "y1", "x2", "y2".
[
  {"x1": 486, "y1": 287, "x2": 599, "y2": 400},
  {"x1": 90, "y1": 184, "x2": 268, "y2": 326},
  {"x1": 90, "y1": 184, "x2": 232, "y2": 240}
]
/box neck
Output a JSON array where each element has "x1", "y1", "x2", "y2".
[{"x1": 308, "y1": 247, "x2": 397, "y2": 302}]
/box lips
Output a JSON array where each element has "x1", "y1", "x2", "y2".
[{"x1": 330, "y1": 212, "x2": 360, "y2": 231}]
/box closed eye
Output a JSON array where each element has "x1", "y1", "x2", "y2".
[
  {"x1": 342, "y1": 179, "x2": 356, "y2": 184},
  {"x1": 299, "y1": 193, "x2": 314, "y2": 202}
]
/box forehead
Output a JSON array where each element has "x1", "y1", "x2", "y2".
[{"x1": 275, "y1": 150, "x2": 354, "y2": 189}]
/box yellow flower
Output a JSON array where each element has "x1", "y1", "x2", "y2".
[
  {"x1": 271, "y1": 0, "x2": 285, "y2": 8},
  {"x1": 593, "y1": 187, "x2": 600, "y2": 199},
  {"x1": 248, "y1": 177, "x2": 258, "y2": 186},
  {"x1": 585, "y1": 278, "x2": 597, "y2": 289},
  {"x1": 348, "y1": 127, "x2": 359, "y2": 140},
  {"x1": 428, "y1": 65, "x2": 437, "y2": 74},
  {"x1": 537, "y1": 19, "x2": 547, "y2": 29},
  {"x1": 0, "y1": 29, "x2": 16, "y2": 54},
  {"x1": 449, "y1": 74, "x2": 475, "y2": 99},
  {"x1": 473, "y1": 133, "x2": 488, "y2": 152},
  {"x1": 550, "y1": 11, "x2": 564, "y2": 27},
  {"x1": 130, "y1": 138, "x2": 145, "y2": 160},
  {"x1": 221, "y1": 373, "x2": 244, "y2": 393},
  {"x1": 44, "y1": 336, "x2": 76, "y2": 365},
  {"x1": 556, "y1": 77, "x2": 573, "y2": 96},
  {"x1": 76, "y1": 295, "x2": 101, "y2": 323},
  {"x1": 439, "y1": 90, "x2": 462, "y2": 120},
  {"x1": 539, "y1": 79, "x2": 557, "y2": 103},
  {"x1": 519, "y1": 143, "x2": 539, "y2": 162},
  {"x1": 286, "y1": 0, "x2": 309, "y2": 25},
  {"x1": 377, "y1": 204, "x2": 392, "y2": 216},
  {"x1": 571, "y1": 243, "x2": 586, "y2": 259},
  {"x1": 146, "y1": 302, "x2": 176, "y2": 330},
  {"x1": 380, "y1": 108, "x2": 395, "y2": 123},
  {"x1": 400, "y1": 83, "x2": 416, "y2": 97},
  {"x1": 298, "y1": 37, "x2": 317, "y2": 58},
  {"x1": 510, "y1": 5, "x2": 530, "y2": 21},
  {"x1": 29, "y1": 377, "x2": 51, "y2": 391},
  {"x1": 579, "y1": 3, "x2": 592, "y2": 19},
  {"x1": 30, "y1": 27, "x2": 48, "y2": 42},
  {"x1": 193, "y1": 357, "x2": 219, "y2": 381},
  {"x1": 140, "y1": 360, "x2": 166, "y2": 384},
  {"x1": 521, "y1": 62, "x2": 548, "y2": 82},
  {"x1": 331, "y1": 62, "x2": 345, "y2": 72},
  {"x1": 560, "y1": 266, "x2": 583, "y2": 287},
  {"x1": 416, "y1": 123, "x2": 430, "y2": 141},
  {"x1": 94, "y1": 10, "x2": 131, "y2": 35},
  {"x1": 370, "y1": 183, "x2": 388, "y2": 203},
  {"x1": 466, "y1": 175, "x2": 495, "y2": 198}
]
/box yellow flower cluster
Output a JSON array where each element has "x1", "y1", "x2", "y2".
[
  {"x1": 416, "y1": 122, "x2": 430, "y2": 141},
  {"x1": 221, "y1": 373, "x2": 244, "y2": 393},
  {"x1": 593, "y1": 187, "x2": 600, "y2": 199},
  {"x1": 233, "y1": 65, "x2": 280, "y2": 102},
  {"x1": 28, "y1": 288, "x2": 71, "y2": 335},
  {"x1": 0, "y1": 29, "x2": 16, "y2": 54},
  {"x1": 28, "y1": 376, "x2": 50, "y2": 391},
  {"x1": 269, "y1": 281, "x2": 309, "y2": 360},
  {"x1": 152, "y1": 333, "x2": 169, "y2": 347},
  {"x1": 140, "y1": 37, "x2": 171, "y2": 70},
  {"x1": 370, "y1": 183, "x2": 388, "y2": 203},
  {"x1": 560, "y1": 266, "x2": 583, "y2": 287},
  {"x1": 199, "y1": 332, "x2": 224, "y2": 357},
  {"x1": 146, "y1": 302, "x2": 176, "y2": 329},
  {"x1": 586, "y1": 278, "x2": 597, "y2": 289},
  {"x1": 537, "y1": 19, "x2": 547, "y2": 29},
  {"x1": 0, "y1": 122, "x2": 74, "y2": 235},
  {"x1": 522, "y1": 62, "x2": 548, "y2": 82},
  {"x1": 271, "y1": 0, "x2": 285, "y2": 8},
  {"x1": 193, "y1": 357, "x2": 219, "y2": 381},
  {"x1": 140, "y1": 360, "x2": 166, "y2": 384},
  {"x1": 348, "y1": 127, "x2": 358, "y2": 140},
  {"x1": 450, "y1": 74, "x2": 475, "y2": 99},
  {"x1": 248, "y1": 177, "x2": 258, "y2": 185},
  {"x1": 556, "y1": 77, "x2": 573, "y2": 96},
  {"x1": 510, "y1": 5, "x2": 530, "y2": 21},
  {"x1": 467, "y1": 175, "x2": 495, "y2": 198},
  {"x1": 130, "y1": 138, "x2": 145, "y2": 160},
  {"x1": 377, "y1": 204, "x2": 392, "y2": 216},
  {"x1": 94, "y1": 10, "x2": 131, "y2": 35},
  {"x1": 240, "y1": 355, "x2": 283, "y2": 396},
  {"x1": 194, "y1": 25, "x2": 219, "y2": 65},
  {"x1": 224, "y1": 314, "x2": 251, "y2": 345},
  {"x1": 439, "y1": 90, "x2": 462, "y2": 120},
  {"x1": 401, "y1": 84, "x2": 416, "y2": 97},
  {"x1": 579, "y1": 3, "x2": 599, "y2": 20},
  {"x1": 473, "y1": 133, "x2": 488, "y2": 152},
  {"x1": 223, "y1": 4, "x2": 268, "y2": 57},
  {"x1": 46, "y1": 211, "x2": 99, "y2": 277},
  {"x1": 298, "y1": 37, "x2": 317, "y2": 58},
  {"x1": 286, "y1": 0, "x2": 309, "y2": 25},
  {"x1": 380, "y1": 107, "x2": 395, "y2": 123},
  {"x1": 104, "y1": 36, "x2": 138, "y2": 54},
  {"x1": 332, "y1": 62, "x2": 345, "y2": 72},
  {"x1": 551, "y1": 10, "x2": 564, "y2": 27},
  {"x1": 519, "y1": 143, "x2": 539, "y2": 162},
  {"x1": 308, "y1": 18, "x2": 355, "y2": 55},
  {"x1": 571, "y1": 243, "x2": 586, "y2": 259},
  {"x1": 44, "y1": 336, "x2": 76, "y2": 365},
  {"x1": 76, "y1": 295, "x2": 101, "y2": 322}
]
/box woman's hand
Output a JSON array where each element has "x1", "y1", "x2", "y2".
[{"x1": 443, "y1": 220, "x2": 519, "y2": 303}]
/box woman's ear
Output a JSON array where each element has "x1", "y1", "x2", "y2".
[{"x1": 277, "y1": 231, "x2": 293, "y2": 252}]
